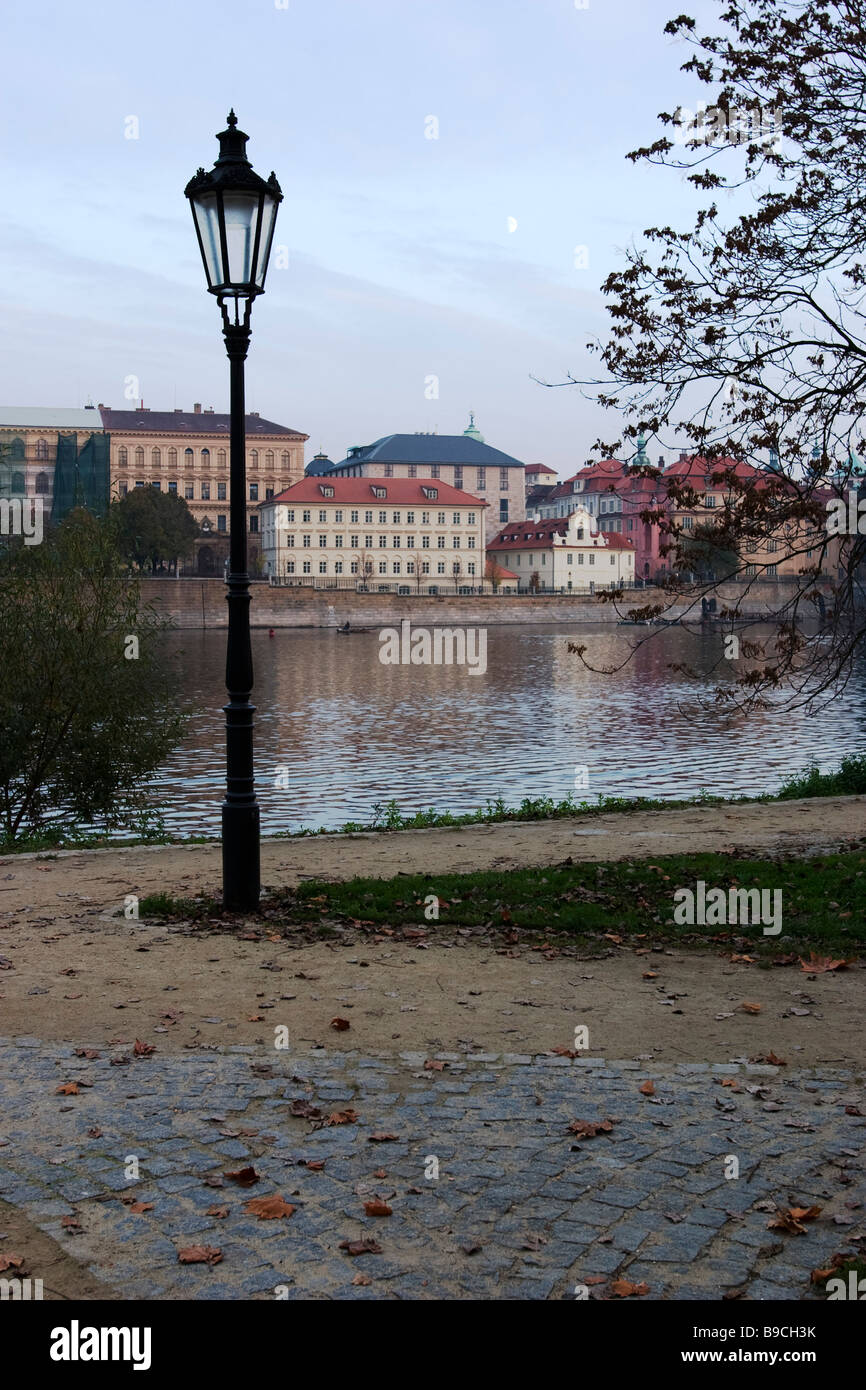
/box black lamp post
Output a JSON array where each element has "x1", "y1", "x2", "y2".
[{"x1": 185, "y1": 112, "x2": 282, "y2": 912}]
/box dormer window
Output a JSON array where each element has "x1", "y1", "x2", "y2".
[
  {"x1": 421, "y1": 486, "x2": 438, "y2": 499},
  {"x1": 319, "y1": 485, "x2": 335, "y2": 497},
  {"x1": 372, "y1": 486, "x2": 387, "y2": 498}
]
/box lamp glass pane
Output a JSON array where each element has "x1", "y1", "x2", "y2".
[
  {"x1": 222, "y1": 192, "x2": 259, "y2": 287},
  {"x1": 254, "y1": 195, "x2": 279, "y2": 289},
  {"x1": 191, "y1": 194, "x2": 222, "y2": 288}
]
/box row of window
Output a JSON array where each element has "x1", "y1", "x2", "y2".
[
  {"x1": 363, "y1": 464, "x2": 509, "y2": 489},
  {"x1": 1, "y1": 471, "x2": 49, "y2": 494},
  {"x1": 118, "y1": 481, "x2": 275, "y2": 502},
  {"x1": 116, "y1": 447, "x2": 291, "y2": 470},
  {"x1": 285, "y1": 560, "x2": 477, "y2": 576},
  {"x1": 280, "y1": 508, "x2": 477, "y2": 525},
  {"x1": 507, "y1": 552, "x2": 619, "y2": 566},
  {"x1": 280, "y1": 534, "x2": 477, "y2": 550}
]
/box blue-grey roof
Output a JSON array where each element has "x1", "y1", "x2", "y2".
[
  {"x1": 305, "y1": 453, "x2": 334, "y2": 476},
  {"x1": 331, "y1": 433, "x2": 524, "y2": 470},
  {"x1": 0, "y1": 407, "x2": 103, "y2": 429}
]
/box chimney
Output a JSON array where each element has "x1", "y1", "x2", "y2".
[
  {"x1": 194, "y1": 402, "x2": 202, "y2": 414},
  {"x1": 249, "y1": 411, "x2": 259, "y2": 418},
  {"x1": 174, "y1": 408, "x2": 184, "y2": 414},
  {"x1": 204, "y1": 407, "x2": 214, "y2": 414}
]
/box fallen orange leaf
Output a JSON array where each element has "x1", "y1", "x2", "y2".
[{"x1": 244, "y1": 1194, "x2": 296, "y2": 1221}]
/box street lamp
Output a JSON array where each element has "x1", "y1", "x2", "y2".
[{"x1": 185, "y1": 111, "x2": 282, "y2": 912}]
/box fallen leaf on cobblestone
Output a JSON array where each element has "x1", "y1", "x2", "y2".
[
  {"x1": 330, "y1": 1017, "x2": 351, "y2": 1031},
  {"x1": 55, "y1": 1083, "x2": 79, "y2": 1095},
  {"x1": 305, "y1": 1160, "x2": 325, "y2": 1171},
  {"x1": 133, "y1": 1039, "x2": 155, "y2": 1056},
  {"x1": 73, "y1": 1048, "x2": 100, "y2": 1059},
  {"x1": 424, "y1": 1059, "x2": 446, "y2": 1071},
  {"x1": 642, "y1": 971, "x2": 658, "y2": 980},
  {"x1": 224, "y1": 1166, "x2": 260, "y2": 1187},
  {"x1": 609, "y1": 1279, "x2": 650, "y2": 1298},
  {"x1": 730, "y1": 954, "x2": 755, "y2": 964},
  {"x1": 178, "y1": 1245, "x2": 223, "y2": 1265},
  {"x1": 289, "y1": 1099, "x2": 323, "y2": 1119},
  {"x1": 244, "y1": 1195, "x2": 296, "y2": 1220},
  {"x1": 125, "y1": 1202, "x2": 153, "y2": 1215},
  {"x1": 86, "y1": 1127, "x2": 103, "y2": 1139},
  {"x1": 844, "y1": 1105, "x2": 863, "y2": 1116},
  {"x1": 584, "y1": 1275, "x2": 607, "y2": 1286},
  {"x1": 550, "y1": 1045, "x2": 578, "y2": 1058},
  {"x1": 768, "y1": 1205, "x2": 822, "y2": 1234},
  {"x1": 364, "y1": 1199, "x2": 392, "y2": 1217},
  {"x1": 720, "y1": 1079, "x2": 740, "y2": 1090},
  {"x1": 339, "y1": 1238, "x2": 382, "y2": 1256},
  {"x1": 0, "y1": 1255, "x2": 25, "y2": 1271},
  {"x1": 248, "y1": 1015, "x2": 264, "y2": 1022},
  {"x1": 639, "y1": 1080, "x2": 655, "y2": 1096},
  {"x1": 740, "y1": 1002, "x2": 762, "y2": 1014},
  {"x1": 326, "y1": 1108, "x2": 359, "y2": 1126},
  {"x1": 351, "y1": 1272, "x2": 373, "y2": 1285},
  {"x1": 61, "y1": 1216, "x2": 81, "y2": 1232},
  {"x1": 367, "y1": 1133, "x2": 399, "y2": 1143},
  {"x1": 207, "y1": 1205, "x2": 230, "y2": 1219},
  {"x1": 568, "y1": 1118, "x2": 616, "y2": 1138}
]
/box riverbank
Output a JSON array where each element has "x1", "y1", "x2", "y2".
[{"x1": 136, "y1": 576, "x2": 833, "y2": 628}]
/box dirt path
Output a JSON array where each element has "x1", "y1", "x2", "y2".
[
  {"x1": 0, "y1": 795, "x2": 863, "y2": 1067},
  {"x1": 1, "y1": 794, "x2": 863, "y2": 917}
]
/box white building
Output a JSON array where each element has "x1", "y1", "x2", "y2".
[
  {"x1": 259, "y1": 476, "x2": 487, "y2": 593},
  {"x1": 486, "y1": 505, "x2": 635, "y2": 591}
]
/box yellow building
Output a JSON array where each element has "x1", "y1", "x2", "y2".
[{"x1": 98, "y1": 404, "x2": 307, "y2": 572}]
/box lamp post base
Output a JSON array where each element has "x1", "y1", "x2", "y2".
[{"x1": 222, "y1": 798, "x2": 260, "y2": 912}]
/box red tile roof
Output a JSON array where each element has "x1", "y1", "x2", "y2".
[
  {"x1": 525, "y1": 463, "x2": 558, "y2": 475},
  {"x1": 484, "y1": 558, "x2": 519, "y2": 580},
  {"x1": 487, "y1": 519, "x2": 634, "y2": 551},
  {"x1": 263, "y1": 477, "x2": 486, "y2": 507}
]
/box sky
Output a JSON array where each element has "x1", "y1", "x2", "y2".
[{"x1": 0, "y1": 0, "x2": 727, "y2": 477}]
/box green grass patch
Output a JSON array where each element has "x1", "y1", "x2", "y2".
[{"x1": 281, "y1": 849, "x2": 866, "y2": 951}]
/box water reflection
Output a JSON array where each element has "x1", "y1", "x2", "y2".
[{"x1": 154, "y1": 625, "x2": 865, "y2": 836}]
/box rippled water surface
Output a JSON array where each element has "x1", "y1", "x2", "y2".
[{"x1": 148, "y1": 624, "x2": 865, "y2": 836}]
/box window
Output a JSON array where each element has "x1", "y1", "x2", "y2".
[
  {"x1": 168, "y1": 480, "x2": 177, "y2": 494},
  {"x1": 335, "y1": 561, "x2": 343, "y2": 574},
  {"x1": 611, "y1": 555, "x2": 616, "y2": 565},
  {"x1": 589, "y1": 553, "x2": 595, "y2": 565},
  {"x1": 351, "y1": 535, "x2": 359, "y2": 548},
  {"x1": 319, "y1": 534, "x2": 327, "y2": 547},
  {"x1": 393, "y1": 560, "x2": 401, "y2": 574},
  {"x1": 281, "y1": 452, "x2": 289, "y2": 469},
  {"x1": 266, "y1": 487, "x2": 274, "y2": 500},
  {"x1": 351, "y1": 561, "x2": 359, "y2": 575},
  {"x1": 407, "y1": 536, "x2": 415, "y2": 548},
  {"x1": 183, "y1": 448, "x2": 192, "y2": 467},
  {"x1": 437, "y1": 561, "x2": 446, "y2": 574},
  {"x1": 391, "y1": 511, "x2": 401, "y2": 524},
  {"x1": 335, "y1": 535, "x2": 343, "y2": 548},
  {"x1": 218, "y1": 515, "x2": 226, "y2": 532},
  {"x1": 319, "y1": 560, "x2": 327, "y2": 573},
  {"x1": 467, "y1": 536, "x2": 475, "y2": 549},
  {"x1": 468, "y1": 512, "x2": 476, "y2": 525},
  {"x1": 118, "y1": 446, "x2": 128, "y2": 467},
  {"x1": 286, "y1": 509, "x2": 295, "y2": 522},
  {"x1": 365, "y1": 535, "x2": 373, "y2": 548},
  {"x1": 265, "y1": 451, "x2": 274, "y2": 472},
  {"x1": 302, "y1": 509, "x2": 311, "y2": 523},
  {"x1": 406, "y1": 511, "x2": 414, "y2": 523},
  {"x1": 767, "y1": 539, "x2": 778, "y2": 553},
  {"x1": 408, "y1": 464, "x2": 417, "y2": 477},
  {"x1": 578, "y1": 553, "x2": 584, "y2": 565},
  {"x1": 201, "y1": 483, "x2": 210, "y2": 500},
  {"x1": 350, "y1": 510, "x2": 359, "y2": 523},
  {"x1": 422, "y1": 535, "x2": 430, "y2": 549},
  {"x1": 422, "y1": 511, "x2": 430, "y2": 524},
  {"x1": 303, "y1": 535, "x2": 311, "y2": 548},
  {"x1": 422, "y1": 561, "x2": 430, "y2": 574},
  {"x1": 468, "y1": 562, "x2": 475, "y2": 576},
  {"x1": 437, "y1": 536, "x2": 446, "y2": 549},
  {"x1": 136, "y1": 447, "x2": 145, "y2": 467},
  {"x1": 453, "y1": 468, "x2": 463, "y2": 489},
  {"x1": 152, "y1": 448, "x2": 161, "y2": 468},
  {"x1": 384, "y1": 463, "x2": 393, "y2": 477},
  {"x1": 250, "y1": 516, "x2": 259, "y2": 532},
  {"x1": 766, "y1": 563, "x2": 778, "y2": 576},
  {"x1": 499, "y1": 499, "x2": 509, "y2": 523},
  {"x1": 335, "y1": 509, "x2": 343, "y2": 522},
  {"x1": 319, "y1": 508, "x2": 328, "y2": 521},
  {"x1": 151, "y1": 480, "x2": 160, "y2": 490},
  {"x1": 744, "y1": 564, "x2": 756, "y2": 577},
  {"x1": 373, "y1": 486, "x2": 387, "y2": 498},
  {"x1": 218, "y1": 482, "x2": 226, "y2": 500},
  {"x1": 286, "y1": 535, "x2": 295, "y2": 548},
  {"x1": 500, "y1": 468, "x2": 509, "y2": 490},
  {"x1": 185, "y1": 484, "x2": 194, "y2": 499},
  {"x1": 217, "y1": 449, "x2": 226, "y2": 469},
  {"x1": 705, "y1": 494, "x2": 716, "y2": 507},
  {"x1": 364, "y1": 510, "x2": 373, "y2": 523},
  {"x1": 437, "y1": 511, "x2": 446, "y2": 524},
  {"x1": 628, "y1": 518, "x2": 634, "y2": 530},
  {"x1": 392, "y1": 536, "x2": 401, "y2": 548},
  {"x1": 407, "y1": 561, "x2": 415, "y2": 574},
  {"x1": 250, "y1": 450, "x2": 258, "y2": 468},
  {"x1": 422, "y1": 488, "x2": 438, "y2": 501},
  {"x1": 287, "y1": 560, "x2": 295, "y2": 574},
  {"x1": 567, "y1": 553, "x2": 573, "y2": 565},
  {"x1": 477, "y1": 468, "x2": 486, "y2": 489},
  {"x1": 430, "y1": 464, "x2": 440, "y2": 479},
  {"x1": 452, "y1": 536, "x2": 460, "y2": 548},
  {"x1": 303, "y1": 560, "x2": 311, "y2": 573},
  {"x1": 379, "y1": 535, "x2": 387, "y2": 547},
  {"x1": 378, "y1": 560, "x2": 387, "y2": 574},
  {"x1": 249, "y1": 484, "x2": 258, "y2": 501}
]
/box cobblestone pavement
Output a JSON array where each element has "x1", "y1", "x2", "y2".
[{"x1": 2, "y1": 1037, "x2": 864, "y2": 1300}]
